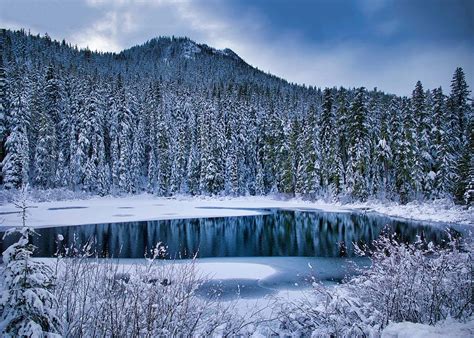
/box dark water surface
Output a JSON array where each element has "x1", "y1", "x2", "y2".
[{"x1": 0, "y1": 209, "x2": 461, "y2": 259}]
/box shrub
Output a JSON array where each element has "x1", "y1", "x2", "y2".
[
  {"x1": 278, "y1": 233, "x2": 473, "y2": 336},
  {"x1": 52, "y1": 243, "x2": 266, "y2": 336}
]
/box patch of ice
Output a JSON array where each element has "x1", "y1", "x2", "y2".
[{"x1": 197, "y1": 262, "x2": 275, "y2": 280}]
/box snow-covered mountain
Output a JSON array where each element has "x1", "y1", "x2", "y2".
[{"x1": 0, "y1": 29, "x2": 472, "y2": 204}]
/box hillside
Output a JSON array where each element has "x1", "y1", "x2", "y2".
[{"x1": 0, "y1": 29, "x2": 472, "y2": 204}]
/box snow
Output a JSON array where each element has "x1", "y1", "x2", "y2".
[
  {"x1": 0, "y1": 194, "x2": 471, "y2": 228},
  {"x1": 100, "y1": 256, "x2": 363, "y2": 289},
  {"x1": 382, "y1": 317, "x2": 474, "y2": 338},
  {"x1": 182, "y1": 40, "x2": 201, "y2": 59},
  {"x1": 195, "y1": 262, "x2": 275, "y2": 280},
  {"x1": 348, "y1": 198, "x2": 473, "y2": 225},
  {"x1": 0, "y1": 194, "x2": 349, "y2": 228}
]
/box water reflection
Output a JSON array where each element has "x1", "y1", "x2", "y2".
[{"x1": 0, "y1": 210, "x2": 457, "y2": 259}]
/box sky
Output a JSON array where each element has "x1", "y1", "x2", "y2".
[{"x1": 0, "y1": 0, "x2": 473, "y2": 95}]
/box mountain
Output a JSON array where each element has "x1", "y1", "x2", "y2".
[{"x1": 0, "y1": 28, "x2": 472, "y2": 204}]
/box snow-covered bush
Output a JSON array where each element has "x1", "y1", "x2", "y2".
[
  {"x1": 278, "y1": 232, "x2": 473, "y2": 336},
  {"x1": 52, "y1": 243, "x2": 264, "y2": 336}
]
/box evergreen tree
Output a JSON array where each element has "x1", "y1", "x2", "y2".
[
  {"x1": 1, "y1": 93, "x2": 29, "y2": 188},
  {"x1": 375, "y1": 101, "x2": 392, "y2": 198},
  {"x1": 130, "y1": 110, "x2": 146, "y2": 193},
  {"x1": 296, "y1": 106, "x2": 317, "y2": 195},
  {"x1": 463, "y1": 101, "x2": 474, "y2": 205},
  {"x1": 334, "y1": 88, "x2": 350, "y2": 194},
  {"x1": 348, "y1": 88, "x2": 370, "y2": 200},
  {"x1": 0, "y1": 53, "x2": 7, "y2": 163},
  {"x1": 432, "y1": 87, "x2": 455, "y2": 197},
  {"x1": 449, "y1": 67, "x2": 470, "y2": 147},
  {"x1": 449, "y1": 67, "x2": 471, "y2": 202},
  {"x1": 0, "y1": 197, "x2": 60, "y2": 336},
  {"x1": 411, "y1": 81, "x2": 431, "y2": 196},
  {"x1": 396, "y1": 98, "x2": 418, "y2": 203},
  {"x1": 34, "y1": 65, "x2": 60, "y2": 188},
  {"x1": 170, "y1": 100, "x2": 188, "y2": 194},
  {"x1": 114, "y1": 76, "x2": 133, "y2": 193},
  {"x1": 319, "y1": 88, "x2": 338, "y2": 192},
  {"x1": 144, "y1": 82, "x2": 161, "y2": 194}
]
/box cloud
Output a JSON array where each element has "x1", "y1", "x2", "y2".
[
  {"x1": 69, "y1": 11, "x2": 123, "y2": 52},
  {"x1": 1, "y1": 0, "x2": 471, "y2": 95},
  {"x1": 154, "y1": 1, "x2": 473, "y2": 95}
]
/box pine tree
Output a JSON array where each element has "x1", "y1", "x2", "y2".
[
  {"x1": 388, "y1": 97, "x2": 403, "y2": 198},
  {"x1": 281, "y1": 116, "x2": 299, "y2": 195},
  {"x1": 114, "y1": 76, "x2": 133, "y2": 193},
  {"x1": 0, "y1": 53, "x2": 7, "y2": 162},
  {"x1": 34, "y1": 65, "x2": 60, "y2": 188},
  {"x1": 396, "y1": 98, "x2": 418, "y2": 203},
  {"x1": 296, "y1": 106, "x2": 315, "y2": 195},
  {"x1": 144, "y1": 82, "x2": 160, "y2": 194},
  {"x1": 68, "y1": 78, "x2": 85, "y2": 190},
  {"x1": 157, "y1": 106, "x2": 171, "y2": 196},
  {"x1": 348, "y1": 88, "x2": 370, "y2": 200},
  {"x1": 335, "y1": 88, "x2": 350, "y2": 194},
  {"x1": 186, "y1": 143, "x2": 201, "y2": 195},
  {"x1": 449, "y1": 67, "x2": 471, "y2": 202},
  {"x1": 456, "y1": 109, "x2": 473, "y2": 205},
  {"x1": 411, "y1": 81, "x2": 432, "y2": 196},
  {"x1": 82, "y1": 79, "x2": 99, "y2": 191},
  {"x1": 170, "y1": 100, "x2": 188, "y2": 194},
  {"x1": 1, "y1": 93, "x2": 29, "y2": 188},
  {"x1": 449, "y1": 67, "x2": 470, "y2": 147},
  {"x1": 0, "y1": 195, "x2": 61, "y2": 336},
  {"x1": 431, "y1": 87, "x2": 455, "y2": 197},
  {"x1": 130, "y1": 111, "x2": 146, "y2": 193},
  {"x1": 375, "y1": 100, "x2": 392, "y2": 198},
  {"x1": 319, "y1": 88, "x2": 338, "y2": 192},
  {"x1": 263, "y1": 106, "x2": 285, "y2": 193},
  {"x1": 463, "y1": 101, "x2": 474, "y2": 205}
]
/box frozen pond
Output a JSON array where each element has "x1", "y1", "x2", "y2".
[
  {"x1": 1, "y1": 209, "x2": 460, "y2": 258},
  {"x1": 0, "y1": 209, "x2": 464, "y2": 299}
]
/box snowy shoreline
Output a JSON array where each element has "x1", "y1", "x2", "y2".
[{"x1": 0, "y1": 194, "x2": 472, "y2": 228}]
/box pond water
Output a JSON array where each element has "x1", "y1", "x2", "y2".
[{"x1": 0, "y1": 208, "x2": 460, "y2": 259}]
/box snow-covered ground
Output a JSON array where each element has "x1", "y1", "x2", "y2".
[
  {"x1": 0, "y1": 194, "x2": 472, "y2": 228},
  {"x1": 349, "y1": 198, "x2": 473, "y2": 225},
  {"x1": 382, "y1": 317, "x2": 474, "y2": 338}
]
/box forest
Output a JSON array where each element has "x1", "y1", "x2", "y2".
[{"x1": 0, "y1": 29, "x2": 472, "y2": 204}]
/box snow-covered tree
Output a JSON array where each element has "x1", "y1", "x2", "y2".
[
  {"x1": 0, "y1": 52, "x2": 7, "y2": 161},
  {"x1": 347, "y1": 87, "x2": 370, "y2": 200},
  {"x1": 0, "y1": 29, "x2": 471, "y2": 204},
  {"x1": 0, "y1": 193, "x2": 61, "y2": 337},
  {"x1": 1, "y1": 91, "x2": 29, "y2": 188}
]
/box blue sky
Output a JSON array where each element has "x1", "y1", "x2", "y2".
[{"x1": 0, "y1": 0, "x2": 472, "y2": 95}]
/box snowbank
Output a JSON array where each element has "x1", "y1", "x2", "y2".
[
  {"x1": 0, "y1": 194, "x2": 471, "y2": 228},
  {"x1": 382, "y1": 317, "x2": 474, "y2": 338},
  {"x1": 349, "y1": 198, "x2": 472, "y2": 226}
]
